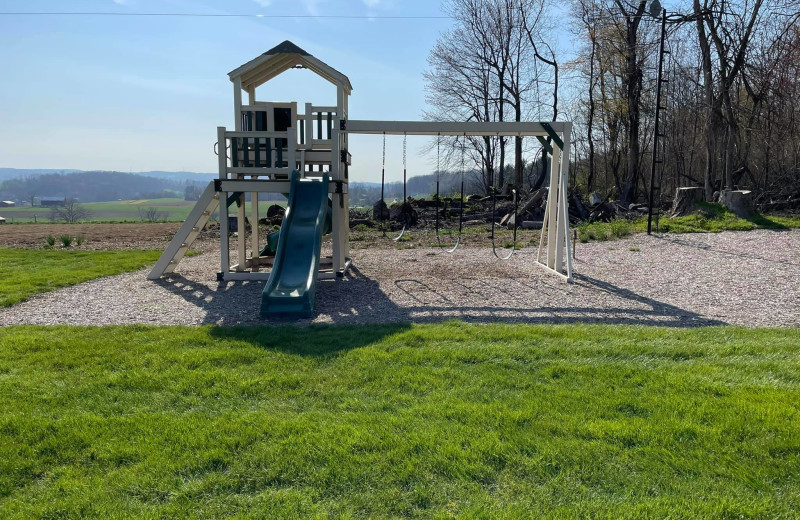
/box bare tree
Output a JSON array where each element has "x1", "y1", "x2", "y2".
[
  {"x1": 138, "y1": 206, "x2": 168, "y2": 222},
  {"x1": 49, "y1": 199, "x2": 91, "y2": 223}
]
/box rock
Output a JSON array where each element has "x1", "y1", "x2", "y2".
[
  {"x1": 373, "y1": 199, "x2": 390, "y2": 220},
  {"x1": 671, "y1": 187, "x2": 704, "y2": 217},
  {"x1": 719, "y1": 190, "x2": 754, "y2": 217},
  {"x1": 589, "y1": 192, "x2": 603, "y2": 206},
  {"x1": 390, "y1": 202, "x2": 418, "y2": 226},
  {"x1": 266, "y1": 204, "x2": 285, "y2": 219}
]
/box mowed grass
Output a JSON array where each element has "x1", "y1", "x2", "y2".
[
  {"x1": 578, "y1": 204, "x2": 800, "y2": 242},
  {"x1": 0, "y1": 248, "x2": 162, "y2": 307},
  {"x1": 0, "y1": 198, "x2": 287, "y2": 223},
  {"x1": 1, "y1": 324, "x2": 799, "y2": 518}
]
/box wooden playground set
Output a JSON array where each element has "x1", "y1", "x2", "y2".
[{"x1": 148, "y1": 41, "x2": 574, "y2": 317}]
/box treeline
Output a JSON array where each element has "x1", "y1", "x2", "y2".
[
  {"x1": 0, "y1": 171, "x2": 208, "y2": 204},
  {"x1": 348, "y1": 171, "x2": 494, "y2": 206},
  {"x1": 425, "y1": 0, "x2": 800, "y2": 207}
]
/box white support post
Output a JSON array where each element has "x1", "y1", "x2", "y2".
[
  {"x1": 233, "y1": 78, "x2": 243, "y2": 131},
  {"x1": 251, "y1": 191, "x2": 259, "y2": 270},
  {"x1": 546, "y1": 143, "x2": 561, "y2": 269},
  {"x1": 218, "y1": 127, "x2": 230, "y2": 275},
  {"x1": 247, "y1": 86, "x2": 256, "y2": 105},
  {"x1": 287, "y1": 126, "x2": 296, "y2": 173},
  {"x1": 266, "y1": 102, "x2": 275, "y2": 132},
  {"x1": 330, "y1": 127, "x2": 345, "y2": 273},
  {"x1": 305, "y1": 102, "x2": 313, "y2": 150},
  {"x1": 561, "y1": 125, "x2": 574, "y2": 282},
  {"x1": 236, "y1": 193, "x2": 246, "y2": 271},
  {"x1": 330, "y1": 128, "x2": 340, "y2": 180}
]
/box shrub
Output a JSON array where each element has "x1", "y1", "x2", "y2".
[
  {"x1": 45, "y1": 235, "x2": 56, "y2": 247},
  {"x1": 60, "y1": 235, "x2": 73, "y2": 248},
  {"x1": 75, "y1": 235, "x2": 85, "y2": 246}
]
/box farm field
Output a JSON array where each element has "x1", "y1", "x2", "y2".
[
  {"x1": 0, "y1": 197, "x2": 287, "y2": 223},
  {"x1": 0, "y1": 323, "x2": 798, "y2": 518}
]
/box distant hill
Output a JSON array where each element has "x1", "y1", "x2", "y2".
[
  {"x1": 0, "y1": 171, "x2": 210, "y2": 204},
  {"x1": 0, "y1": 168, "x2": 216, "y2": 184},
  {"x1": 0, "y1": 168, "x2": 84, "y2": 183}
]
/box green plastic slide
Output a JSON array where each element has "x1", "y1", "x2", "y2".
[{"x1": 260, "y1": 171, "x2": 330, "y2": 318}]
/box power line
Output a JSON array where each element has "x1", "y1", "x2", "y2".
[{"x1": 0, "y1": 12, "x2": 452, "y2": 20}]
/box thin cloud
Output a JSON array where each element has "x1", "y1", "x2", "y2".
[{"x1": 251, "y1": 0, "x2": 272, "y2": 6}]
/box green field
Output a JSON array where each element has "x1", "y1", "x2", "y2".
[
  {"x1": 0, "y1": 323, "x2": 798, "y2": 518},
  {"x1": 0, "y1": 198, "x2": 288, "y2": 223},
  {"x1": 0, "y1": 248, "x2": 163, "y2": 307}
]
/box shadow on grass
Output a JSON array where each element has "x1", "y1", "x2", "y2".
[
  {"x1": 746, "y1": 213, "x2": 790, "y2": 230},
  {"x1": 207, "y1": 322, "x2": 412, "y2": 356}
]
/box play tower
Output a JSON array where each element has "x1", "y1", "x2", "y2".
[
  {"x1": 150, "y1": 41, "x2": 575, "y2": 317},
  {"x1": 149, "y1": 41, "x2": 352, "y2": 287}
]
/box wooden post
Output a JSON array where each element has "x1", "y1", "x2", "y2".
[
  {"x1": 218, "y1": 127, "x2": 230, "y2": 275},
  {"x1": 236, "y1": 193, "x2": 246, "y2": 271},
  {"x1": 330, "y1": 127, "x2": 344, "y2": 273},
  {"x1": 305, "y1": 102, "x2": 313, "y2": 150},
  {"x1": 555, "y1": 127, "x2": 571, "y2": 275},
  {"x1": 251, "y1": 191, "x2": 259, "y2": 269},
  {"x1": 233, "y1": 78, "x2": 243, "y2": 131},
  {"x1": 562, "y1": 124, "x2": 574, "y2": 282},
  {"x1": 546, "y1": 142, "x2": 561, "y2": 269}
]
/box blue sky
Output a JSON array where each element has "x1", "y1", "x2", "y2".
[{"x1": 0, "y1": 0, "x2": 570, "y2": 182}]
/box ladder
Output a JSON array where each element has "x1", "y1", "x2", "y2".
[{"x1": 148, "y1": 182, "x2": 219, "y2": 280}]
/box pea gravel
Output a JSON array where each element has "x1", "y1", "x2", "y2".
[{"x1": 1, "y1": 229, "x2": 797, "y2": 327}]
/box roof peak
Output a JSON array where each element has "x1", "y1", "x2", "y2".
[{"x1": 264, "y1": 40, "x2": 310, "y2": 57}]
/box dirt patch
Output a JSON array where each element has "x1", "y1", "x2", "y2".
[{"x1": 0, "y1": 223, "x2": 183, "y2": 250}]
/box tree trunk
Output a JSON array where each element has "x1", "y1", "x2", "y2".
[{"x1": 671, "y1": 187, "x2": 704, "y2": 216}]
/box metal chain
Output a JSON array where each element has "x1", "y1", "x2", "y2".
[
  {"x1": 402, "y1": 133, "x2": 407, "y2": 169},
  {"x1": 436, "y1": 133, "x2": 440, "y2": 182}
]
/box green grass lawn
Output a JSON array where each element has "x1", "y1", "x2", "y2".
[
  {"x1": 1, "y1": 323, "x2": 798, "y2": 518},
  {"x1": 0, "y1": 248, "x2": 163, "y2": 307},
  {"x1": 0, "y1": 198, "x2": 288, "y2": 223},
  {"x1": 578, "y1": 203, "x2": 800, "y2": 242}
]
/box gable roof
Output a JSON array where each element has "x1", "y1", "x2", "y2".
[{"x1": 228, "y1": 40, "x2": 352, "y2": 94}]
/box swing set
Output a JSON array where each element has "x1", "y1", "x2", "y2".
[
  {"x1": 373, "y1": 127, "x2": 566, "y2": 266},
  {"x1": 149, "y1": 41, "x2": 573, "y2": 318}
]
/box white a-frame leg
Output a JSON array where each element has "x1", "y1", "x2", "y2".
[
  {"x1": 148, "y1": 182, "x2": 220, "y2": 280},
  {"x1": 536, "y1": 125, "x2": 573, "y2": 282}
]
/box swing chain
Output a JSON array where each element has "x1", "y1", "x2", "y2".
[{"x1": 402, "y1": 134, "x2": 407, "y2": 170}]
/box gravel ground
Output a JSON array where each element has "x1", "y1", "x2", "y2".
[{"x1": 1, "y1": 229, "x2": 798, "y2": 327}]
